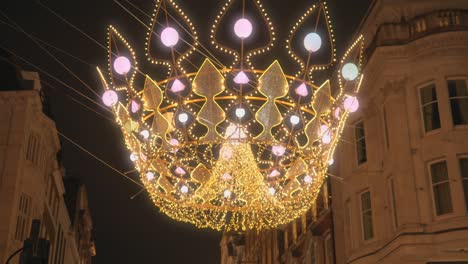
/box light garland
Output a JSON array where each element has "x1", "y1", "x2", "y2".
[{"x1": 98, "y1": 0, "x2": 364, "y2": 231}]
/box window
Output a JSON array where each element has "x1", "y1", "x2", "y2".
[
  {"x1": 25, "y1": 133, "x2": 41, "y2": 165},
  {"x1": 15, "y1": 193, "x2": 32, "y2": 241},
  {"x1": 382, "y1": 105, "x2": 390, "y2": 149},
  {"x1": 448, "y1": 79, "x2": 468, "y2": 125},
  {"x1": 360, "y1": 191, "x2": 374, "y2": 240},
  {"x1": 420, "y1": 83, "x2": 441, "y2": 132},
  {"x1": 459, "y1": 158, "x2": 468, "y2": 211},
  {"x1": 430, "y1": 161, "x2": 453, "y2": 216},
  {"x1": 388, "y1": 178, "x2": 398, "y2": 228},
  {"x1": 355, "y1": 121, "x2": 367, "y2": 165}
]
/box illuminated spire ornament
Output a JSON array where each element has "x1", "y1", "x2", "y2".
[{"x1": 97, "y1": 0, "x2": 365, "y2": 231}]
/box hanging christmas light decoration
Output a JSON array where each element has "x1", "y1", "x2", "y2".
[{"x1": 97, "y1": 0, "x2": 365, "y2": 231}]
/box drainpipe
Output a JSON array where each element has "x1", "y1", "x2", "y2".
[{"x1": 328, "y1": 177, "x2": 338, "y2": 264}]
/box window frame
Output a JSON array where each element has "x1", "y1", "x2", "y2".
[
  {"x1": 418, "y1": 81, "x2": 442, "y2": 134},
  {"x1": 446, "y1": 77, "x2": 468, "y2": 127},
  {"x1": 387, "y1": 177, "x2": 399, "y2": 229},
  {"x1": 354, "y1": 120, "x2": 367, "y2": 166},
  {"x1": 427, "y1": 159, "x2": 454, "y2": 217},
  {"x1": 359, "y1": 190, "x2": 374, "y2": 242},
  {"x1": 458, "y1": 156, "x2": 468, "y2": 211}
]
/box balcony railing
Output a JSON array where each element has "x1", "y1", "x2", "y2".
[{"x1": 365, "y1": 9, "x2": 468, "y2": 61}]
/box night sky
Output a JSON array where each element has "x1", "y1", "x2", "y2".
[{"x1": 1, "y1": 0, "x2": 370, "y2": 263}]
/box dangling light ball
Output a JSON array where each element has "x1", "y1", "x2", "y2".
[
  {"x1": 178, "y1": 113, "x2": 189, "y2": 123},
  {"x1": 328, "y1": 158, "x2": 335, "y2": 166},
  {"x1": 304, "y1": 32, "x2": 322, "y2": 53},
  {"x1": 272, "y1": 145, "x2": 286, "y2": 157},
  {"x1": 235, "y1": 108, "x2": 246, "y2": 118},
  {"x1": 113, "y1": 56, "x2": 131, "y2": 75},
  {"x1": 180, "y1": 185, "x2": 189, "y2": 194},
  {"x1": 223, "y1": 189, "x2": 232, "y2": 199},
  {"x1": 343, "y1": 96, "x2": 359, "y2": 113},
  {"x1": 304, "y1": 175, "x2": 313, "y2": 184},
  {"x1": 129, "y1": 152, "x2": 139, "y2": 162},
  {"x1": 102, "y1": 90, "x2": 118, "y2": 107},
  {"x1": 268, "y1": 187, "x2": 276, "y2": 195},
  {"x1": 234, "y1": 71, "x2": 250, "y2": 84},
  {"x1": 290, "y1": 115, "x2": 301, "y2": 125},
  {"x1": 139, "y1": 130, "x2": 150, "y2": 140},
  {"x1": 234, "y1": 18, "x2": 253, "y2": 39},
  {"x1": 161, "y1": 27, "x2": 179, "y2": 47},
  {"x1": 342, "y1": 63, "x2": 359, "y2": 81},
  {"x1": 146, "y1": 171, "x2": 155, "y2": 181}
]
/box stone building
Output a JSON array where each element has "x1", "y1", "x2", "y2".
[
  {"x1": 220, "y1": 0, "x2": 468, "y2": 263},
  {"x1": 0, "y1": 57, "x2": 96, "y2": 263}
]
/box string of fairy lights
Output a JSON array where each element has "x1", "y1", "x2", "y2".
[
  {"x1": 1, "y1": 0, "x2": 365, "y2": 231},
  {"x1": 99, "y1": 0, "x2": 365, "y2": 231}
]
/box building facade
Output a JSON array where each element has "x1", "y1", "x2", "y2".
[
  {"x1": 221, "y1": 0, "x2": 468, "y2": 263},
  {"x1": 0, "y1": 65, "x2": 95, "y2": 263}
]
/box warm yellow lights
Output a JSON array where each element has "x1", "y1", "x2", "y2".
[{"x1": 99, "y1": 0, "x2": 364, "y2": 231}]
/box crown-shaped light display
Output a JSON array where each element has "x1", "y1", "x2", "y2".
[{"x1": 98, "y1": 0, "x2": 364, "y2": 231}]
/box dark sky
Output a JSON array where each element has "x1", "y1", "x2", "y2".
[{"x1": 1, "y1": 0, "x2": 371, "y2": 263}]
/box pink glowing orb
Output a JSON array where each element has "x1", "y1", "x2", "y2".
[
  {"x1": 272, "y1": 145, "x2": 286, "y2": 156},
  {"x1": 139, "y1": 130, "x2": 150, "y2": 140},
  {"x1": 234, "y1": 71, "x2": 250, "y2": 84},
  {"x1": 113, "y1": 56, "x2": 131, "y2": 75},
  {"x1": 131, "y1": 100, "x2": 141, "y2": 113},
  {"x1": 175, "y1": 167, "x2": 186, "y2": 175},
  {"x1": 161, "y1": 27, "x2": 179, "y2": 47},
  {"x1": 304, "y1": 175, "x2": 313, "y2": 184},
  {"x1": 169, "y1": 138, "x2": 179, "y2": 146},
  {"x1": 180, "y1": 185, "x2": 189, "y2": 194},
  {"x1": 268, "y1": 169, "x2": 281, "y2": 178},
  {"x1": 343, "y1": 96, "x2": 359, "y2": 113},
  {"x1": 170, "y1": 79, "x2": 186, "y2": 93},
  {"x1": 295, "y1": 83, "x2": 309, "y2": 97},
  {"x1": 268, "y1": 187, "x2": 276, "y2": 195},
  {"x1": 222, "y1": 173, "x2": 233, "y2": 181},
  {"x1": 234, "y1": 18, "x2": 253, "y2": 39},
  {"x1": 102, "y1": 90, "x2": 119, "y2": 107}
]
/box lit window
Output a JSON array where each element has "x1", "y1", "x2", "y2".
[
  {"x1": 355, "y1": 121, "x2": 367, "y2": 165},
  {"x1": 430, "y1": 161, "x2": 453, "y2": 216},
  {"x1": 459, "y1": 158, "x2": 468, "y2": 211},
  {"x1": 360, "y1": 191, "x2": 374, "y2": 240},
  {"x1": 420, "y1": 83, "x2": 441, "y2": 132},
  {"x1": 448, "y1": 79, "x2": 468, "y2": 125}
]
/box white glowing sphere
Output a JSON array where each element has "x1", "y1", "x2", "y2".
[
  {"x1": 342, "y1": 63, "x2": 359, "y2": 81},
  {"x1": 113, "y1": 56, "x2": 131, "y2": 75},
  {"x1": 290, "y1": 115, "x2": 300, "y2": 125},
  {"x1": 234, "y1": 71, "x2": 250, "y2": 84},
  {"x1": 178, "y1": 113, "x2": 189, "y2": 123},
  {"x1": 234, "y1": 18, "x2": 253, "y2": 39},
  {"x1": 272, "y1": 145, "x2": 286, "y2": 157},
  {"x1": 223, "y1": 189, "x2": 232, "y2": 198},
  {"x1": 180, "y1": 185, "x2": 189, "y2": 194},
  {"x1": 222, "y1": 173, "x2": 232, "y2": 181},
  {"x1": 146, "y1": 171, "x2": 155, "y2": 181},
  {"x1": 304, "y1": 175, "x2": 313, "y2": 184},
  {"x1": 102, "y1": 90, "x2": 118, "y2": 107},
  {"x1": 175, "y1": 167, "x2": 186, "y2": 175},
  {"x1": 322, "y1": 134, "x2": 332, "y2": 144},
  {"x1": 161, "y1": 27, "x2": 179, "y2": 47},
  {"x1": 343, "y1": 96, "x2": 359, "y2": 113},
  {"x1": 129, "y1": 153, "x2": 139, "y2": 162},
  {"x1": 304, "y1": 32, "x2": 322, "y2": 53},
  {"x1": 295, "y1": 83, "x2": 309, "y2": 97},
  {"x1": 169, "y1": 138, "x2": 179, "y2": 146},
  {"x1": 269, "y1": 169, "x2": 281, "y2": 178},
  {"x1": 235, "y1": 108, "x2": 246, "y2": 118},
  {"x1": 140, "y1": 130, "x2": 150, "y2": 140},
  {"x1": 268, "y1": 187, "x2": 276, "y2": 195},
  {"x1": 328, "y1": 158, "x2": 335, "y2": 166}
]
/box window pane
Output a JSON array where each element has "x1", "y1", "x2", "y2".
[
  {"x1": 422, "y1": 103, "x2": 441, "y2": 131},
  {"x1": 448, "y1": 80, "x2": 468, "y2": 97},
  {"x1": 361, "y1": 192, "x2": 371, "y2": 211},
  {"x1": 430, "y1": 161, "x2": 449, "y2": 184},
  {"x1": 355, "y1": 122, "x2": 367, "y2": 164},
  {"x1": 463, "y1": 180, "x2": 468, "y2": 212},
  {"x1": 363, "y1": 211, "x2": 374, "y2": 240},
  {"x1": 420, "y1": 84, "x2": 438, "y2": 103},
  {"x1": 460, "y1": 159, "x2": 468, "y2": 211},
  {"x1": 433, "y1": 182, "x2": 453, "y2": 215},
  {"x1": 451, "y1": 99, "x2": 468, "y2": 125}
]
